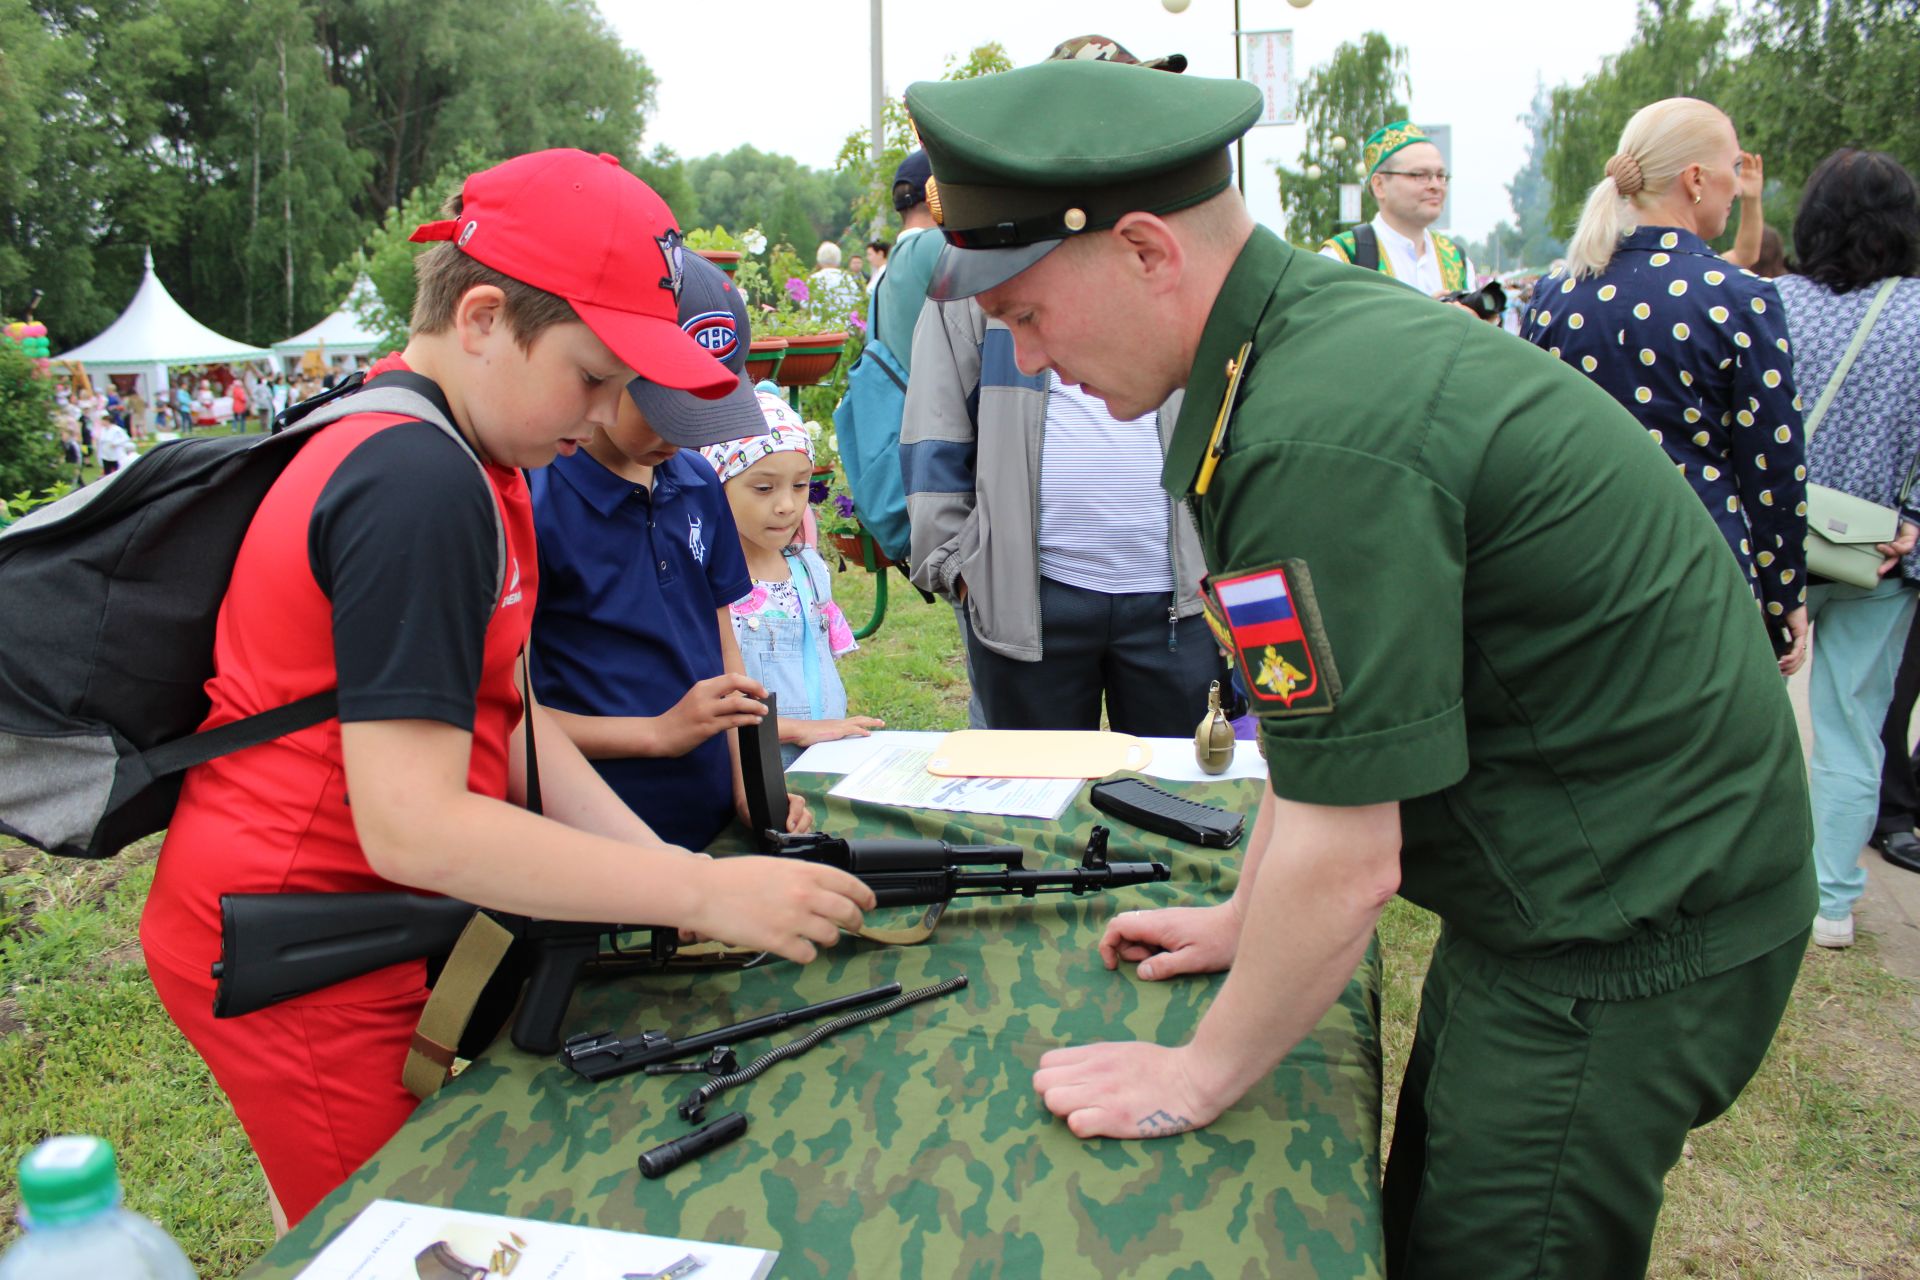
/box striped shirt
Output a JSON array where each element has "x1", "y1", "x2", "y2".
[{"x1": 1036, "y1": 373, "x2": 1173, "y2": 594}]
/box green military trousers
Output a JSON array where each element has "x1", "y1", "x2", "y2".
[{"x1": 1381, "y1": 924, "x2": 1807, "y2": 1278}]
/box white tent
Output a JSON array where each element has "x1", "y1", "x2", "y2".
[
  {"x1": 57, "y1": 248, "x2": 274, "y2": 404},
  {"x1": 271, "y1": 276, "x2": 383, "y2": 370}
]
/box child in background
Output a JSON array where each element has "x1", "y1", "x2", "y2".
[
  {"x1": 59, "y1": 418, "x2": 84, "y2": 485},
  {"x1": 93, "y1": 414, "x2": 134, "y2": 475},
  {"x1": 702, "y1": 395, "x2": 885, "y2": 765}
]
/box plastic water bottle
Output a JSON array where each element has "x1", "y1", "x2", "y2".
[{"x1": 0, "y1": 1135, "x2": 198, "y2": 1278}]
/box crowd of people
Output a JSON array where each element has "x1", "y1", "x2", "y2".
[
  {"x1": 25, "y1": 26, "x2": 1910, "y2": 1279},
  {"x1": 43, "y1": 365, "x2": 364, "y2": 483}
]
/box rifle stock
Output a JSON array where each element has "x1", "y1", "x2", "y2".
[
  {"x1": 211, "y1": 892, "x2": 477, "y2": 1019},
  {"x1": 213, "y1": 894, "x2": 647, "y2": 1055}
]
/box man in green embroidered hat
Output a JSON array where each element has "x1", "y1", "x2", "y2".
[
  {"x1": 906, "y1": 59, "x2": 1814, "y2": 1278},
  {"x1": 1320, "y1": 120, "x2": 1476, "y2": 296}
]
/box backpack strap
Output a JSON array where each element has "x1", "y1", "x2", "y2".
[
  {"x1": 140, "y1": 691, "x2": 340, "y2": 780},
  {"x1": 276, "y1": 370, "x2": 508, "y2": 601},
  {"x1": 1803, "y1": 277, "x2": 1900, "y2": 440},
  {"x1": 1352, "y1": 223, "x2": 1382, "y2": 273}
]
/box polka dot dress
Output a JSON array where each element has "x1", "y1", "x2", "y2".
[{"x1": 1526, "y1": 226, "x2": 1807, "y2": 619}]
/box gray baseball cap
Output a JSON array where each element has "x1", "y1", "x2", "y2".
[{"x1": 626, "y1": 253, "x2": 765, "y2": 447}]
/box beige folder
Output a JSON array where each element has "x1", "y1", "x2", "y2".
[{"x1": 925, "y1": 730, "x2": 1153, "y2": 779}]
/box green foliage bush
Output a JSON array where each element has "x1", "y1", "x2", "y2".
[{"x1": 0, "y1": 340, "x2": 63, "y2": 501}]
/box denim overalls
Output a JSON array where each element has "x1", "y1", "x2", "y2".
[{"x1": 733, "y1": 546, "x2": 849, "y2": 765}]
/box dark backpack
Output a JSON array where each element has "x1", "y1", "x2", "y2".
[{"x1": 0, "y1": 370, "x2": 501, "y2": 858}]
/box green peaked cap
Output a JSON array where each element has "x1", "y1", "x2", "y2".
[{"x1": 905, "y1": 61, "x2": 1262, "y2": 300}]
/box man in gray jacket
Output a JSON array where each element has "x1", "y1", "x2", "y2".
[{"x1": 901, "y1": 296, "x2": 1223, "y2": 733}]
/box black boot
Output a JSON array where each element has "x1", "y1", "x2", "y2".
[{"x1": 1877, "y1": 831, "x2": 1920, "y2": 874}]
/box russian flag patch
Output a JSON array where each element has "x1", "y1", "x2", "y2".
[{"x1": 1202, "y1": 561, "x2": 1340, "y2": 716}]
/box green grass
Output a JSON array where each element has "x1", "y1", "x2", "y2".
[
  {"x1": 2, "y1": 564, "x2": 1917, "y2": 1276},
  {"x1": 0, "y1": 845, "x2": 276, "y2": 1274}
]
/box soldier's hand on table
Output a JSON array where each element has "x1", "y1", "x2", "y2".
[
  {"x1": 1099, "y1": 903, "x2": 1243, "y2": 980},
  {"x1": 1033, "y1": 1042, "x2": 1224, "y2": 1139},
  {"x1": 689, "y1": 856, "x2": 874, "y2": 964},
  {"x1": 659, "y1": 673, "x2": 768, "y2": 755}
]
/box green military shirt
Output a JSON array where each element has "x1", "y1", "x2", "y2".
[{"x1": 1166, "y1": 227, "x2": 1814, "y2": 1000}]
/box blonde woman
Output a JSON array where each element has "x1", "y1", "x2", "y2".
[{"x1": 1527, "y1": 98, "x2": 1808, "y2": 673}]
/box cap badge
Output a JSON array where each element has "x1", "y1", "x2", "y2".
[
  {"x1": 683, "y1": 310, "x2": 738, "y2": 361},
  {"x1": 925, "y1": 176, "x2": 944, "y2": 226},
  {"x1": 656, "y1": 228, "x2": 686, "y2": 300},
  {"x1": 1063, "y1": 208, "x2": 1088, "y2": 232}
]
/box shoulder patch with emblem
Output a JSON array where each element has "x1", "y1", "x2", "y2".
[{"x1": 1202, "y1": 560, "x2": 1341, "y2": 717}]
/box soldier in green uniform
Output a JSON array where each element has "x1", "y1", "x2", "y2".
[{"x1": 904, "y1": 60, "x2": 1814, "y2": 1278}]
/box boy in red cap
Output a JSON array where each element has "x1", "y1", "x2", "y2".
[{"x1": 138, "y1": 150, "x2": 874, "y2": 1232}]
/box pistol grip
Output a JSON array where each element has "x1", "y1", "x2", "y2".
[{"x1": 510, "y1": 937, "x2": 599, "y2": 1055}]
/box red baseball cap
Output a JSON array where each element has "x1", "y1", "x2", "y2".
[{"x1": 410, "y1": 149, "x2": 733, "y2": 400}]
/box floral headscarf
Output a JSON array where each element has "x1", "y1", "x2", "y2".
[{"x1": 699, "y1": 390, "x2": 814, "y2": 484}]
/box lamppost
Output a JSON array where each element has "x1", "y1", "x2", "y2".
[{"x1": 1162, "y1": 0, "x2": 1313, "y2": 195}]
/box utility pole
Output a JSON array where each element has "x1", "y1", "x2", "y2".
[{"x1": 870, "y1": 0, "x2": 884, "y2": 167}]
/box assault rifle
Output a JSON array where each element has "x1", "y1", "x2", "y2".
[
  {"x1": 211, "y1": 695, "x2": 1172, "y2": 1058},
  {"x1": 211, "y1": 893, "x2": 680, "y2": 1056}
]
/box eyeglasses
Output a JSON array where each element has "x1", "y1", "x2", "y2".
[{"x1": 1378, "y1": 169, "x2": 1451, "y2": 184}]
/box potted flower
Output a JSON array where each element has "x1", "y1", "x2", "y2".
[
  {"x1": 685, "y1": 225, "x2": 759, "y2": 278},
  {"x1": 743, "y1": 337, "x2": 787, "y2": 382},
  {"x1": 760, "y1": 277, "x2": 854, "y2": 388},
  {"x1": 777, "y1": 330, "x2": 850, "y2": 388}
]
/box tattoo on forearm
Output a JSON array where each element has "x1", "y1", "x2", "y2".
[{"x1": 1136, "y1": 1109, "x2": 1194, "y2": 1137}]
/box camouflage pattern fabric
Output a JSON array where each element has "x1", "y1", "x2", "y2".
[{"x1": 241, "y1": 774, "x2": 1382, "y2": 1279}]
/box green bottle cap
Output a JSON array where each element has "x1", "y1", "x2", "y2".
[{"x1": 18, "y1": 1135, "x2": 123, "y2": 1226}]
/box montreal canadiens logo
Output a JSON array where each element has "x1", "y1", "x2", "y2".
[{"x1": 683, "y1": 310, "x2": 737, "y2": 360}]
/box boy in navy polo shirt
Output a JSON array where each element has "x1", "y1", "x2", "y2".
[{"x1": 532, "y1": 255, "x2": 810, "y2": 848}]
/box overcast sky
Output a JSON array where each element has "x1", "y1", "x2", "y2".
[{"x1": 600, "y1": 0, "x2": 1643, "y2": 242}]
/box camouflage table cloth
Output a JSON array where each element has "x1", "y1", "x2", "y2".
[{"x1": 243, "y1": 773, "x2": 1383, "y2": 1279}]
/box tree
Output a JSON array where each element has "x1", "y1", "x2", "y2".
[
  {"x1": 344, "y1": 144, "x2": 498, "y2": 352},
  {"x1": 1542, "y1": 0, "x2": 1731, "y2": 239},
  {"x1": 0, "y1": 341, "x2": 63, "y2": 500},
  {"x1": 158, "y1": 0, "x2": 367, "y2": 341},
  {"x1": 1273, "y1": 33, "x2": 1410, "y2": 248},
  {"x1": 2, "y1": 0, "x2": 198, "y2": 348},
  {"x1": 310, "y1": 0, "x2": 657, "y2": 220},
  {"x1": 1508, "y1": 82, "x2": 1567, "y2": 267},
  {"x1": 685, "y1": 147, "x2": 857, "y2": 253},
  {"x1": 633, "y1": 144, "x2": 701, "y2": 232},
  {"x1": 1726, "y1": 0, "x2": 1920, "y2": 242},
  {"x1": 835, "y1": 42, "x2": 1011, "y2": 243}
]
